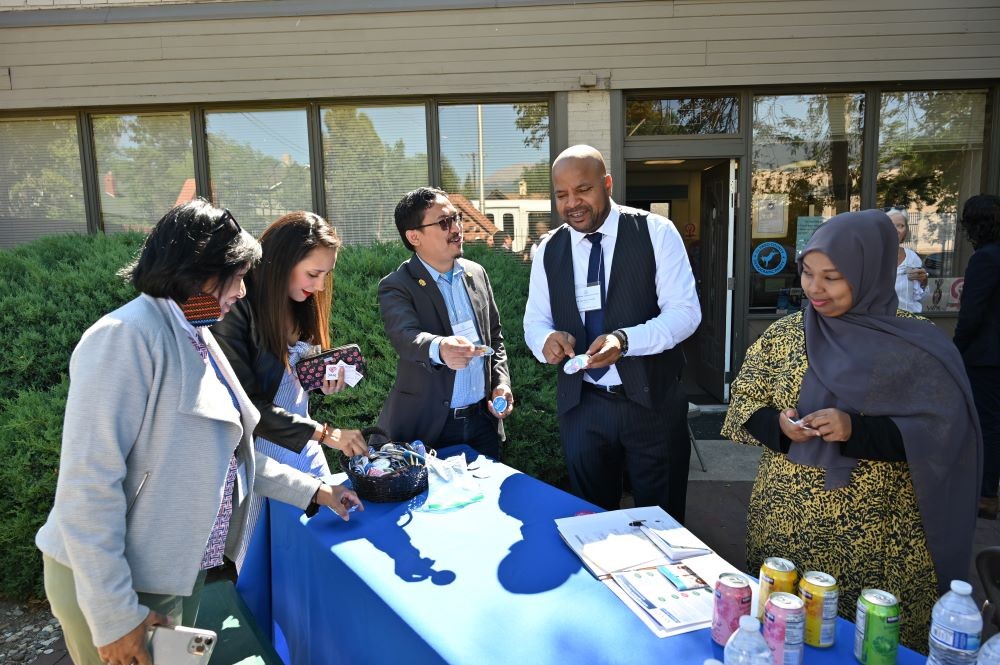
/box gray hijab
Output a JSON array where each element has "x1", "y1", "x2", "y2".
[{"x1": 791, "y1": 209, "x2": 981, "y2": 592}]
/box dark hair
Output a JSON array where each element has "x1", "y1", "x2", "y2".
[
  {"x1": 394, "y1": 187, "x2": 447, "y2": 251},
  {"x1": 121, "y1": 198, "x2": 260, "y2": 300},
  {"x1": 492, "y1": 230, "x2": 513, "y2": 246},
  {"x1": 959, "y1": 194, "x2": 1000, "y2": 250},
  {"x1": 252, "y1": 211, "x2": 341, "y2": 368}
]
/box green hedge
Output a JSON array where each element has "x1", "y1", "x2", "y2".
[{"x1": 0, "y1": 234, "x2": 565, "y2": 601}]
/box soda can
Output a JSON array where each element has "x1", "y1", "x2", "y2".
[
  {"x1": 853, "y1": 588, "x2": 900, "y2": 665},
  {"x1": 758, "y1": 557, "x2": 798, "y2": 618},
  {"x1": 799, "y1": 571, "x2": 839, "y2": 648},
  {"x1": 762, "y1": 592, "x2": 805, "y2": 665},
  {"x1": 711, "y1": 573, "x2": 753, "y2": 646}
]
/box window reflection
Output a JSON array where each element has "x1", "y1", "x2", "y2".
[
  {"x1": 0, "y1": 117, "x2": 86, "y2": 248},
  {"x1": 439, "y1": 102, "x2": 551, "y2": 258},
  {"x1": 750, "y1": 93, "x2": 864, "y2": 311},
  {"x1": 92, "y1": 113, "x2": 195, "y2": 235},
  {"x1": 876, "y1": 90, "x2": 986, "y2": 313},
  {"x1": 322, "y1": 105, "x2": 428, "y2": 245},
  {"x1": 627, "y1": 96, "x2": 740, "y2": 136},
  {"x1": 206, "y1": 109, "x2": 312, "y2": 236}
]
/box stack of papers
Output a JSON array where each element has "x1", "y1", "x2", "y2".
[{"x1": 555, "y1": 506, "x2": 757, "y2": 638}]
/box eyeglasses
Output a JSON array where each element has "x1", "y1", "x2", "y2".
[
  {"x1": 414, "y1": 212, "x2": 463, "y2": 232},
  {"x1": 208, "y1": 208, "x2": 243, "y2": 235}
]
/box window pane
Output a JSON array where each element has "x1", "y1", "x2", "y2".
[
  {"x1": 206, "y1": 109, "x2": 311, "y2": 236},
  {"x1": 439, "y1": 102, "x2": 551, "y2": 257},
  {"x1": 0, "y1": 117, "x2": 85, "y2": 248},
  {"x1": 627, "y1": 96, "x2": 740, "y2": 136},
  {"x1": 877, "y1": 90, "x2": 987, "y2": 303},
  {"x1": 749, "y1": 93, "x2": 864, "y2": 312},
  {"x1": 321, "y1": 105, "x2": 428, "y2": 245},
  {"x1": 92, "y1": 112, "x2": 195, "y2": 235}
]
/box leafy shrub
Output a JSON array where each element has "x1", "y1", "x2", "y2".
[{"x1": 0, "y1": 235, "x2": 567, "y2": 600}]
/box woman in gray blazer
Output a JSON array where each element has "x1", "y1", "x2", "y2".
[{"x1": 35, "y1": 199, "x2": 362, "y2": 665}]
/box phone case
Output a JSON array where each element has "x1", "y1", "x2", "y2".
[
  {"x1": 295, "y1": 343, "x2": 366, "y2": 392},
  {"x1": 147, "y1": 625, "x2": 216, "y2": 665}
]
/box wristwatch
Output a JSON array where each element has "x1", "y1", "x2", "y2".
[
  {"x1": 610, "y1": 329, "x2": 629, "y2": 356},
  {"x1": 305, "y1": 483, "x2": 327, "y2": 517}
]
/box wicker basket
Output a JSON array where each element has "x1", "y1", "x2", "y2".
[{"x1": 344, "y1": 427, "x2": 429, "y2": 503}]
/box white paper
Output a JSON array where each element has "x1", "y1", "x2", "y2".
[
  {"x1": 611, "y1": 568, "x2": 715, "y2": 632},
  {"x1": 575, "y1": 283, "x2": 602, "y2": 312},
  {"x1": 326, "y1": 360, "x2": 363, "y2": 387},
  {"x1": 451, "y1": 319, "x2": 482, "y2": 345},
  {"x1": 556, "y1": 507, "x2": 757, "y2": 639}
]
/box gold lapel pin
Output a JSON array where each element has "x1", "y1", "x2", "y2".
[{"x1": 418, "y1": 278, "x2": 427, "y2": 287}]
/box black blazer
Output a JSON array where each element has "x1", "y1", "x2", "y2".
[
  {"x1": 376, "y1": 255, "x2": 510, "y2": 444},
  {"x1": 955, "y1": 241, "x2": 1000, "y2": 368},
  {"x1": 211, "y1": 293, "x2": 319, "y2": 453}
]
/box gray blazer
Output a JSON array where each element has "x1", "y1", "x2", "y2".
[
  {"x1": 35, "y1": 294, "x2": 321, "y2": 647},
  {"x1": 376, "y1": 256, "x2": 510, "y2": 444}
]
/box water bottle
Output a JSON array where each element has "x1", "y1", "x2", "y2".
[
  {"x1": 928, "y1": 580, "x2": 983, "y2": 664},
  {"x1": 724, "y1": 615, "x2": 771, "y2": 665},
  {"x1": 978, "y1": 633, "x2": 1000, "y2": 664}
]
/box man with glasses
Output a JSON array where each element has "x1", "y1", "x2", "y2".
[{"x1": 376, "y1": 187, "x2": 513, "y2": 458}]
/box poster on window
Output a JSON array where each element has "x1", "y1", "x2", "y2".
[
  {"x1": 921, "y1": 277, "x2": 963, "y2": 313},
  {"x1": 752, "y1": 194, "x2": 789, "y2": 239},
  {"x1": 794, "y1": 216, "x2": 825, "y2": 256}
]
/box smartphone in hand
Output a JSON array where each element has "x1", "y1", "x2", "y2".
[{"x1": 147, "y1": 625, "x2": 217, "y2": 665}]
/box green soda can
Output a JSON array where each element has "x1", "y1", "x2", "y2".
[{"x1": 853, "y1": 588, "x2": 900, "y2": 664}]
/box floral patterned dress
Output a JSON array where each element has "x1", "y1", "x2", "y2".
[{"x1": 721, "y1": 311, "x2": 936, "y2": 652}]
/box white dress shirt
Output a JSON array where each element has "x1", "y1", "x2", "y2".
[{"x1": 523, "y1": 200, "x2": 702, "y2": 386}]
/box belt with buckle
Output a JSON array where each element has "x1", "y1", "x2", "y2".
[
  {"x1": 450, "y1": 402, "x2": 482, "y2": 419},
  {"x1": 584, "y1": 382, "x2": 624, "y2": 395}
]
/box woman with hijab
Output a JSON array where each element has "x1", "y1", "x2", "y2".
[
  {"x1": 722, "y1": 209, "x2": 981, "y2": 650},
  {"x1": 884, "y1": 206, "x2": 928, "y2": 312}
]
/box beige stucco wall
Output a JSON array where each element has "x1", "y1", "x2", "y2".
[{"x1": 1, "y1": 0, "x2": 998, "y2": 110}]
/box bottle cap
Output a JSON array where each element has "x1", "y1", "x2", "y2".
[
  {"x1": 491, "y1": 396, "x2": 508, "y2": 413},
  {"x1": 739, "y1": 615, "x2": 760, "y2": 631},
  {"x1": 950, "y1": 580, "x2": 972, "y2": 595}
]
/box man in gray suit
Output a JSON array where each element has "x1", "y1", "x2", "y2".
[{"x1": 377, "y1": 187, "x2": 513, "y2": 458}]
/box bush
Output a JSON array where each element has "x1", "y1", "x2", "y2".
[{"x1": 0, "y1": 235, "x2": 567, "y2": 601}]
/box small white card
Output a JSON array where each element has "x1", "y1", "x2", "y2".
[
  {"x1": 575, "y1": 282, "x2": 602, "y2": 312},
  {"x1": 451, "y1": 318, "x2": 482, "y2": 345},
  {"x1": 325, "y1": 360, "x2": 363, "y2": 387}
]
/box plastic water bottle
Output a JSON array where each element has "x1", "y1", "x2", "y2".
[
  {"x1": 724, "y1": 615, "x2": 771, "y2": 665},
  {"x1": 978, "y1": 633, "x2": 1000, "y2": 664},
  {"x1": 928, "y1": 580, "x2": 983, "y2": 664}
]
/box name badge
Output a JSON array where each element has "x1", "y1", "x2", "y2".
[
  {"x1": 452, "y1": 318, "x2": 482, "y2": 345},
  {"x1": 576, "y1": 282, "x2": 602, "y2": 312}
]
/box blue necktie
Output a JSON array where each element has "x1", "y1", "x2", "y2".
[{"x1": 584, "y1": 233, "x2": 609, "y2": 381}]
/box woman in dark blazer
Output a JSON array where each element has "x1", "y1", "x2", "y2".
[
  {"x1": 955, "y1": 194, "x2": 1000, "y2": 519},
  {"x1": 212, "y1": 211, "x2": 367, "y2": 567}
]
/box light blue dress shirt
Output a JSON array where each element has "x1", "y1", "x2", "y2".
[{"x1": 418, "y1": 257, "x2": 486, "y2": 409}]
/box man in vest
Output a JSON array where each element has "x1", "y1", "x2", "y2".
[{"x1": 523, "y1": 145, "x2": 701, "y2": 520}]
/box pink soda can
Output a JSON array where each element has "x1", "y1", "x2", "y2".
[
  {"x1": 763, "y1": 591, "x2": 806, "y2": 665},
  {"x1": 712, "y1": 572, "x2": 753, "y2": 646}
]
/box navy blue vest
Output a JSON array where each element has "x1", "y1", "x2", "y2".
[{"x1": 543, "y1": 207, "x2": 684, "y2": 413}]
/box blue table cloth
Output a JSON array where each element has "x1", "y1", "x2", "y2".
[{"x1": 237, "y1": 447, "x2": 923, "y2": 664}]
